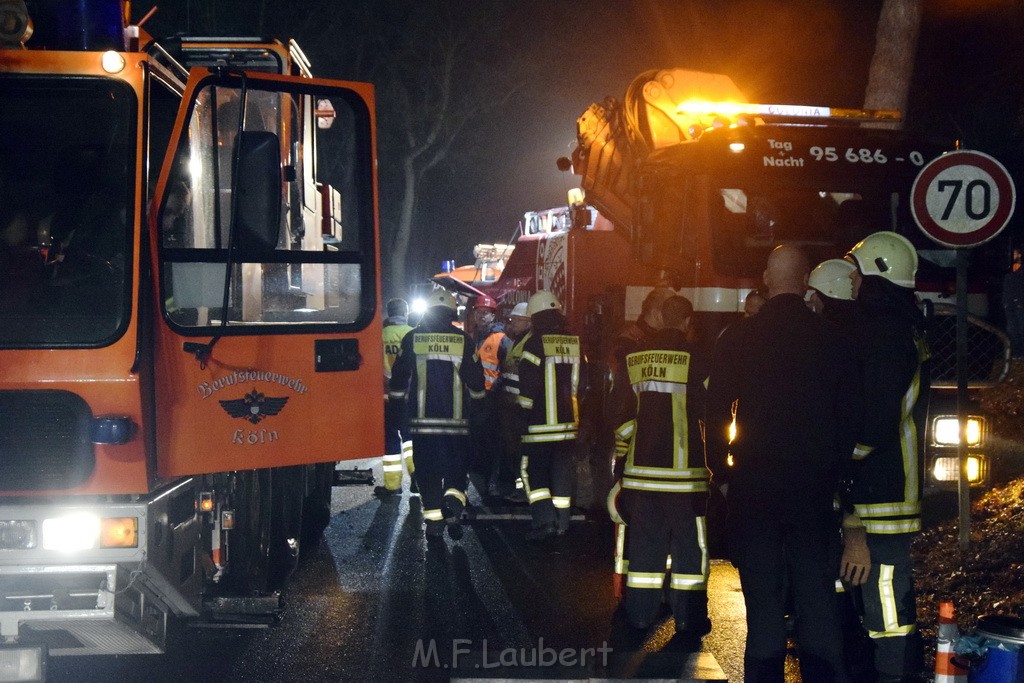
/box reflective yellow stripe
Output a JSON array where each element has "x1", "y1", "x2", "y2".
[
  {"x1": 528, "y1": 423, "x2": 577, "y2": 433},
  {"x1": 862, "y1": 519, "x2": 921, "y2": 534},
  {"x1": 900, "y1": 354, "x2": 924, "y2": 504},
  {"x1": 622, "y1": 479, "x2": 709, "y2": 493},
  {"x1": 520, "y1": 456, "x2": 530, "y2": 494},
  {"x1": 552, "y1": 496, "x2": 571, "y2": 509},
  {"x1": 869, "y1": 565, "x2": 918, "y2": 638},
  {"x1": 528, "y1": 488, "x2": 551, "y2": 503},
  {"x1": 697, "y1": 516, "x2": 709, "y2": 579},
  {"x1": 522, "y1": 431, "x2": 577, "y2": 443},
  {"x1": 522, "y1": 351, "x2": 541, "y2": 366},
  {"x1": 855, "y1": 502, "x2": 921, "y2": 517},
  {"x1": 615, "y1": 420, "x2": 636, "y2": 440},
  {"x1": 669, "y1": 574, "x2": 706, "y2": 590},
  {"x1": 424, "y1": 509, "x2": 444, "y2": 521},
  {"x1": 517, "y1": 396, "x2": 534, "y2": 409},
  {"x1": 545, "y1": 358, "x2": 557, "y2": 425},
  {"x1": 867, "y1": 625, "x2": 917, "y2": 638},
  {"x1": 444, "y1": 489, "x2": 467, "y2": 505},
  {"x1": 853, "y1": 444, "x2": 873, "y2": 460},
  {"x1": 624, "y1": 466, "x2": 708, "y2": 479},
  {"x1": 626, "y1": 572, "x2": 665, "y2": 589}
]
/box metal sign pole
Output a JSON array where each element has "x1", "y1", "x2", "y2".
[{"x1": 956, "y1": 248, "x2": 971, "y2": 552}]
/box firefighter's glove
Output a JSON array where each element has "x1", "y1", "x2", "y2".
[
  {"x1": 607, "y1": 480, "x2": 625, "y2": 525},
  {"x1": 840, "y1": 525, "x2": 871, "y2": 586}
]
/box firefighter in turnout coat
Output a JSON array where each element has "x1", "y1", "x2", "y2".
[
  {"x1": 517, "y1": 291, "x2": 583, "y2": 540},
  {"x1": 612, "y1": 295, "x2": 712, "y2": 642},
  {"x1": 845, "y1": 232, "x2": 930, "y2": 682},
  {"x1": 389, "y1": 290, "x2": 485, "y2": 539},
  {"x1": 381, "y1": 298, "x2": 415, "y2": 495}
]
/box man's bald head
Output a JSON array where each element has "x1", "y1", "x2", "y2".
[{"x1": 763, "y1": 244, "x2": 810, "y2": 298}]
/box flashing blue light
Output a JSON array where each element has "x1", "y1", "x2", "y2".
[{"x1": 56, "y1": 0, "x2": 125, "y2": 51}]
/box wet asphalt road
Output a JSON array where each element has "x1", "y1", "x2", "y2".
[{"x1": 49, "y1": 458, "x2": 759, "y2": 682}]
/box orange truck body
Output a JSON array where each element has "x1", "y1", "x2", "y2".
[{"x1": 0, "y1": 3, "x2": 382, "y2": 665}]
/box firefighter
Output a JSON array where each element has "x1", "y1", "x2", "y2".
[
  {"x1": 389, "y1": 289, "x2": 485, "y2": 540},
  {"x1": 845, "y1": 231, "x2": 929, "y2": 683},
  {"x1": 467, "y1": 294, "x2": 512, "y2": 497},
  {"x1": 611, "y1": 294, "x2": 712, "y2": 645},
  {"x1": 379, "y1": 298, "x2": 415, "y2": 497},
  {"x1": 807, "y1": 259, "x2": 857, "y2": 325},
  {"x1": 499, "y1": 302, "x2": 532, "y2": 503},
  {"x1": 809, "y1": 257, "x2": 877, "y2": 681},
  {"x1": 517, "y1": 291, "x2": 582, "y2": 540},
  {"x1": 706, "y1": 244, "x2": 861, "y2": 683}
]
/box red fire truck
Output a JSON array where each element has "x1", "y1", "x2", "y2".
[
  {"x1": 0, "y1": 1, "x2": 381, "y2": 674},
  {"x1": 451, "y1": 68, "x2": 1011, "y2": 507}
]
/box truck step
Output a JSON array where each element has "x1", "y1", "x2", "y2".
[{"x1": 333, "y1": 467, "x2": 374, "y2": 486}]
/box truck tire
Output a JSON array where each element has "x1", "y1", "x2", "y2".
[
  {"x1": 268, "y1": 465, "x2": 305, "y2": 587},
  {"x1": 300, "y1": 462, "x2": 333, "y2": 559},
  {"x1": 227, "y1": 468, "x2": 274, "y2": 595}
]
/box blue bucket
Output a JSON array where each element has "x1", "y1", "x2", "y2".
[{"x1": 969, "y1": 615, "x2": 1024, "y2": 683}]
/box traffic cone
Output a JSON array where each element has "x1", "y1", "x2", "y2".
[{"x1": 935, "y1": 600, "x2": 968, "y2": 683}]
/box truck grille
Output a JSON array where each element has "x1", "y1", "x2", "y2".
[{"x1": 0, "y1": 391, "x2": 95, "y2": 490}]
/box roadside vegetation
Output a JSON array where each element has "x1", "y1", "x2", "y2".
[{"x1": 914, "y1": 359, "x2": 1024, "y2": 668}]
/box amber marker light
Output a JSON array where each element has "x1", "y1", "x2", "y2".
[{"x1": 100, "y1": 517, "x2": 138, "y2": 548}]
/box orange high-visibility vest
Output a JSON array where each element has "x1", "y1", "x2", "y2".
[{"x1": 478, "y1": 330, "x2": 506, "y2": 391}]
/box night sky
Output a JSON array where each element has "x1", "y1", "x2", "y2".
[{"x1": 129, "y1": 0, "x2": 1023, "y2": 293}]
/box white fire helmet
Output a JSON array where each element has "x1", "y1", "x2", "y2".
[
  {"x1": 847, "y1": 231, "x2": 918, "y2": 288},
  {"x1": 426, "y1": 289, "x2": 457, "y2": 311},
  {"x1": 510, "y1": 302, "x2": 529, "y2": 318},
  {"x1": 808, "y1": 259, "x2": 856, "y2": 301},
  {"x1": 526, "y1": 290, "x2": 562, "y2": 316}
]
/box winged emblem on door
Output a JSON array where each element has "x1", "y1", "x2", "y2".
[{"x1": 219, "y1": 389, "x2": 289, "y2": 424}]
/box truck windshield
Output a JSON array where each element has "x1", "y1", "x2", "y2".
[
  {"x1": 0, "y1": 77, "x2": 134, "y2": 348},
  {"x1": 710, "y1": 182, "x2": 927, "y2": 279}
]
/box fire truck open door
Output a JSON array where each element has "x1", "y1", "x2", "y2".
[{"x1": 149, "y1": 69, "x2": 383, "y2": 477}]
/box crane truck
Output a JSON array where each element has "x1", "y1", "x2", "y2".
[
  {"x1": 464, "y1": 68, "x2": 1011, "y2": 508},
  {"x1": 0, "y1": 1, "x2": 381, "y2": 675}
]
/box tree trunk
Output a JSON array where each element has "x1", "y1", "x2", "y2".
[
  {"x1": 864, "y1": 0, "x2": 922, "y2": 129},
  {"x1": 388, "y1": 156, "x2": 418, "y2": 297}
]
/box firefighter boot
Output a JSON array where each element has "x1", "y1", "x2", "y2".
[{"x1": 442, "y1": 489, "x2": 466, "y2": 541}]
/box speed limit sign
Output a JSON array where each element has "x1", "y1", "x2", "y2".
[{"x1": 911, "y1": 150, "x2": 1016, "y2": 248}]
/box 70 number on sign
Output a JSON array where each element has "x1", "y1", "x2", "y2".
[
  {"x1": 929, "y1": 171, "x2": 1000, "y2": 227},
  {"x1": 911, "y1": 150, "x2": 1015, "y2": 248}
]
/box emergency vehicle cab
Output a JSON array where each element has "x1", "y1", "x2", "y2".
[{"x1": 0, "y1": 1, "x2": 382, "y2": 676}]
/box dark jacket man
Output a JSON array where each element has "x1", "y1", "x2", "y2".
[{"x1": 706, "y1": 244, "x2": 860, "y2": 683}]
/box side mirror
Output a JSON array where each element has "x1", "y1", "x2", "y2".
[{"x1": 235, "y1": 131, "x2": 281, "y2": 254}]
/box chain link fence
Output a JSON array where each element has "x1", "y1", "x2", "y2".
[{"x1": 926, "y1": 303, "x2": 1011, "y2": 389}]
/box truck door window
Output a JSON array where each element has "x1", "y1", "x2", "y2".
[
  {"x1": 157, "y1": 78, "x2": 375, "y2": 331},
  {"x1": 0, "y1": 77, "x2": 134, "y2": 348}
]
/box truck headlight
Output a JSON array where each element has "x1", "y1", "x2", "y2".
[
  {"x1": 932, "y1": 417, "x2": 984, "y2": 446},
  {"x1": 932, "y1": 455, "x2": 987, "y2": 484},
  {"x1": 41, "y1": 513, "x2": 100, "y2": 552},
  {"x1": 0, "y1": 643, "x2": 45, "y2": 682}
]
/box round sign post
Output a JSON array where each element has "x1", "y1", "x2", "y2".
[{"x1": 911, "y1": 149, "x2": 1017, "y2": 552}]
